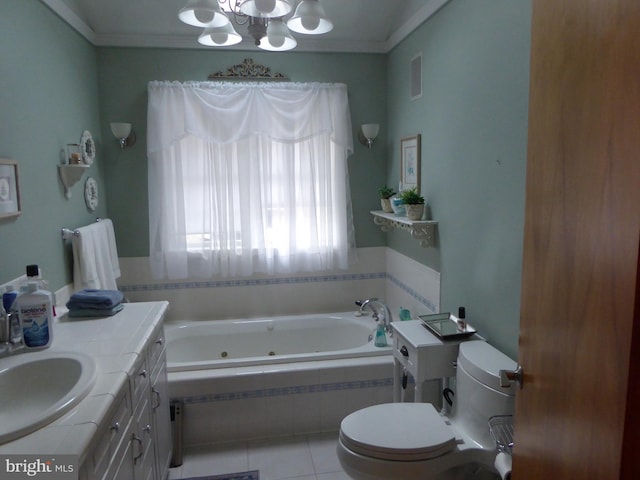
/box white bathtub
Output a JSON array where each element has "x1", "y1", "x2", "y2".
[
  {"x1": 164, "y1": 311, "x2": 395, "y2": 445},
  {"x1": 165, "y1": 311, "x2": 389, "y2": 372}
]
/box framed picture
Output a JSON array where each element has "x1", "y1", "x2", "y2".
[
  {"x1": 0, "y1": 159, "x2": 21, "y2": 219},
  {"x1": 400, "y1": 135, "x2": 421, "y2": 191}
]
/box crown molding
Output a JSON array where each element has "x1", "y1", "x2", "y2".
[
  {"x1": 94, "y1": 32, "x2": 390, "y2": 54},
  {"x1": 42, "y1": 0, "x2": 451, "y2": 54},
  {"x1": 40, "y1": 0, "x2": 96, "y2": 44},
  {"x1": 385, "y1": 0, "x2": 451, "y2": 52}
]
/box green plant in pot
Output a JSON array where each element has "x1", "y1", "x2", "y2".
[
  {"x1": 399, "y1": 187, "x2": 425, "y2": 220},
  {"x1": 378, "y1": 185, "x2": 396, "y2": 213}
]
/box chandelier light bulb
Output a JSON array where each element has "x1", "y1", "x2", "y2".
[
  {"x1": 212, "y1": 33, "x2": 229, "y2": 44},
  {"x1": 240, "y1": 0, "x2": 292, "y2": 18},
  {"x1": 194, "y1": 9, "x2": 215, "y2": 24},
  {"x1": 178, "y1": 0, "x2": 229, "y2": 28},
  {"x1": 287, "y1": 0, "x2": 333, "y2": 35},
  {"x1": 255, "y1": 0, "x2": 277, "y2": 14},
  {"x1": 267, "y1": 20, "x2": 285, "y2": 47},
  {"x1": 259, "y1": 18, "x2": 296, "y2": 51},
  {"x1": 301, "y1": 15, "x2": 320, "y2": 31},
  {"x1": 198, "y1": 22, "x2": 242, "y2": 46}
]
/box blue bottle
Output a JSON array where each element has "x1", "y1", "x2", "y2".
[
  {"x1": 2, "y1": 285, "x2": 17, "y2": 313},
  {"x1": 374, "y1": 324, "x2": 387, "y2": 347}
]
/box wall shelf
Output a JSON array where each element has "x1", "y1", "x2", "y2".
[
  {"x1": 370, "y1": 210, "x2": 438, "y2": 248},
  {"x1": 58, "y1": 164, "x2": 89, "y2": 199}
]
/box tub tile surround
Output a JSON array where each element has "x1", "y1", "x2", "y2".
[
  {"x1": 0, "y1": 302, "x2": 169, "y2": 464},
  {"x1": 172, "y1": 357, "x2": 394, "y2": 445},
  {"x1": 118, "y1": 247, "x2": 440, "y2": 321}
]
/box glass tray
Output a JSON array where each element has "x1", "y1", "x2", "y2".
[{"x1": 419, "y1": 312, "x2": 477, "y2": 339}]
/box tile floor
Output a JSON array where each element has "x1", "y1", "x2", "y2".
[{"x1": 168, "y1": 432, "x2": 350, "y2": 480}]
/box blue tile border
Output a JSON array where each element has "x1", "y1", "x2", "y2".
[
  {"x1": 387, "y1": 274, "x2": 438, "y2": 313},
  {"x1": 119, "y1": 271, "x2": 437, "y2": 312},
  {"x1": 173, "y1": 377, "x2": 394, "y2": 405},
  {"x1": 120, "y1": 272, "x2": 386, "y2": 292}
]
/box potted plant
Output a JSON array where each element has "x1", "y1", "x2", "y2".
[
  {"x1": 378, "y1": 186, "x2": 396, "y2": 213},
  {"x1": 399, "y1": 187, "x2": 425, "y2": 220}
]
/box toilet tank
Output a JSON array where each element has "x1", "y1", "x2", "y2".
[{"x1": 449, "y1": 341, "x2": 517, "y2": 449}]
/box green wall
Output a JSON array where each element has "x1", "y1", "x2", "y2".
[
  {"x1": 1, "y1": 0, "x2": 531, "y2": 357},
  {"x1": 0, "y1": 0, "x2": 106, "y2": 288},
  {"x1": 96, "y1": 49, "x2": 388, "y2": 257},
  {"x1": 387, "y1": 0, "x2": 531, "y2": 357}
]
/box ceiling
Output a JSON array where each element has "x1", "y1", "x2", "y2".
[{"x1": 42, "y1": 0, "x2": 450, "y2": 53}]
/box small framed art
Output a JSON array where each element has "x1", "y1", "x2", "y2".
[
  {"x1": 0, "y1": 159, "x2": 21, "y2": 219},
  {"x1": 400, "y1": 135, "x2": 421, "y2": 191}
]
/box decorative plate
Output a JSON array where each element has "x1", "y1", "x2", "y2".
[
  {"x1": 80, "y1": 130, "x2": 96, "y2": 165},
  {"x1": 84, "y1": 176, "x2": 98, "y2": 211}
]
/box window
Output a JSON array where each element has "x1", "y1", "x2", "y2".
[{"x1": 147, "y1": 81, "x2": 355, "y2": 279}]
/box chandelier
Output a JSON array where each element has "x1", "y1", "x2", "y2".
[{"x1": 178, "y1": 0, "x2": 333, "y2": 51}]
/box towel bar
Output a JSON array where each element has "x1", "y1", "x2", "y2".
[
  {"x1": 61, "y1": 228, "x2": 80, "y2": 240},
  {"x1": 61, "y1": 218, "x2": 103, "y2": 241}
]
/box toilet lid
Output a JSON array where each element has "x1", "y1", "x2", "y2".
[{"x1": 339, "y1": 403, "x2": 458, "y2": 461}]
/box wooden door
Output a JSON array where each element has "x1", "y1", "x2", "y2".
[{"x1": 512, "y1": 0, "x2": 640, "y2": 478}]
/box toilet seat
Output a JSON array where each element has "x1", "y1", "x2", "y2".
[{"x1": 339, "y1": 403, "x2": 458, "y2": 461}]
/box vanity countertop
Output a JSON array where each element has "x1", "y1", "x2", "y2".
[{"x1": 0, "y1": 301, "x2": 169, "y2": 460}]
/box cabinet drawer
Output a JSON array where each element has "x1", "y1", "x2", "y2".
[
  {"x1": 130, "y1": 356, "x2": 150, "y2": 406},
  {"x1": 147, "y1": 326, "x2": 166, "y2": 373}
]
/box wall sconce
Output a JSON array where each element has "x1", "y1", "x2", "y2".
[
  {"x1": 110, "y1": 122, "x2": 136, "y2": 149},
  {"x1": 358, "y1": 124, "x2": 380, "y2": 149}
]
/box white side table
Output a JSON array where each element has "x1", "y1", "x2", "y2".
[{"x1": 392, "y1": 320, "x2": 474, "y2": 402}]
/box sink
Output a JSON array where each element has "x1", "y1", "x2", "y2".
[{"x1": 0, "y1": 350, "x2": 97, "y2": 444}]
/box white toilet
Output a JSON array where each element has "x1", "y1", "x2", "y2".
[{"x1": 337, "y1": 340, "x2": 517, "y2": 480}]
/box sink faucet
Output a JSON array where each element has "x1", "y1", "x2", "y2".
[
  {"x1": 0, "y1": 309, "x2": 24, "y2": 357},
  {"x1": 356, "y1": 298, "x2": 394, "y2": 336}
]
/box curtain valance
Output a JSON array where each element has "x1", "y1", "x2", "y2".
[{"x1": 147, "y1": 81, "x2": 353, "y2": 155}]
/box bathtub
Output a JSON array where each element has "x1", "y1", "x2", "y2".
[
  {"x1": 164, "y1": 311, "x2": 389, "y2": 372},
  {"x1": 164, "y1": 311, "x2": 395, "y2": 445}
]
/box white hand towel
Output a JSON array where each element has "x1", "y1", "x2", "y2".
[
  {"x1": 72, "y1": 219, "x2": 121, "y2": 291},
  {"x1": 102, "y1": 218, "x2": 121, "y2": 279}
]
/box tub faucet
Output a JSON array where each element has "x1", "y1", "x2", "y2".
[{"x1": 356, "y1": 298, "x2": 394, "y2": 336}]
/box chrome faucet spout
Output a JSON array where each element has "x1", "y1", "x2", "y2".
[{"x1": 356, "y1": 298, "x2": 394, "y2": 336}]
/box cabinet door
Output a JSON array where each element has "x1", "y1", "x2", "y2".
[
  {"x1": 151, "y1": 351, "x2": 173, "y2": 478},
  {"x1": 133, "y1": 396, "x2": 156, "y2": 480},
  {"x1": 111, "y1": 438, "x2": 134, "y2": 480}
]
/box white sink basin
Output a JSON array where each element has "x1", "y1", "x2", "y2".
[{"x1": 0, "y1": 350, "x2": 97, "y2": 444}]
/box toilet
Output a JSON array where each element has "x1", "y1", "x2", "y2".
[{"x1": 337, "y1": 340, "x2": 517, "y2": 480}]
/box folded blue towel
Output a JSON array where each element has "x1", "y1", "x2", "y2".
[
  {"x1": 68, "y1": 303, "x2": 125, "y2": 318},
  {"x1": 67, "y1": 289, "x2": 124, "y2": 310}
]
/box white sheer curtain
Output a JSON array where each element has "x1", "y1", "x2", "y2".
[{"x1": 147, "y1": 81, "x2": 355, "y2": 279}]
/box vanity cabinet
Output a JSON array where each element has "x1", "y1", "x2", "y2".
[{"x1": 80, "y1": 323, "x2": 171, "y2": 480}]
